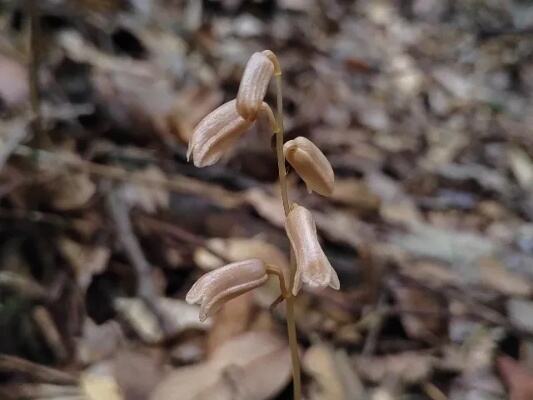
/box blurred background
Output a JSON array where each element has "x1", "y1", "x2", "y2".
[{"x1": 1, "y1": 0, "x2": 533, "y2": 399}]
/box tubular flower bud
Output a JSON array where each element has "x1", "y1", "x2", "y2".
[
  {"x1": 236, "y1": 52, "x2": 275, "y2": 121},
  {"x1": 186, "y1": 259, "x2": 268, "y2": 322},
  {"x1": 285, "y1": 204, "x2": 340, "y2": 295},
  {"x1": 187, "y1": 100, "x2": 254, "y2": 167},
  {"x1": 284, "y1": 137, "x2": 335, "y2": 196}
]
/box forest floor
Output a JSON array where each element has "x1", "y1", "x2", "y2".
[{"x1": 1, "y1": 1, "x2": 533, "y2": 399}]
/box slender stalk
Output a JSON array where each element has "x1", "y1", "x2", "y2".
[
  {"x1": 274, "y1": 74, "x2": 290, "y2": 215},
  {"x1": 27, "y1": 0, "x2": 42, "y2": 140},
  {"x1": 273, "y1": 70, "x2": 302, "y2": 400},
  {"x1": 266, "y1": 265, "x2": 289, "y2": 298}
]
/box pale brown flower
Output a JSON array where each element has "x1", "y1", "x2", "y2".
[
  {"x1": 285, "y1": 204, "x2": 340, "y2": 295},
  {"x1": 236, "y1": 51, "x2": 275, "y2": 121},
  {"x1": 187, "y1": 100, "x2": 253, "y2": 167},
  {"x1": 283, "y1": 137, "x2": 334, "y2": 196},
  {"x1": 186, "y1": 258, "x2": 268, "y2": 321}
]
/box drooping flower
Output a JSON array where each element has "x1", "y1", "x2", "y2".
[
  {"x1": 187, "y1": 100, "x2": 254, "y2": 167},
  {"x1": 283, "y1": 137, "x2": 334, "y2": 196},
  {"x1": 285, "y1": 204, "x2": 340, "y2": 295},
  {"x1": 188, "y1": 100, "x2": 276, "y2": 167},
  {"x1": 236, "y1": 51, "x2": 275, "y2": 121},
  {"x1": 186, "y1": 258, "x2": 268, "y2": 321}
]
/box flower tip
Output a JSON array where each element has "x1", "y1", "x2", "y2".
[
  {"x1": 186, "y1": 142, "x2": 193, "y2": 162},
  {"x1": 185, "y1": 286, "x2": 202, "y2": 305},
  {"x1": 330, "y1": 271, "x2": 340, "y2": 290},
  {"x1": 198, "y1": 309, "x2": 208, "y2": 322},
  {"x1": 192, "y1": 157, "x2": 212, "y2": 168}
]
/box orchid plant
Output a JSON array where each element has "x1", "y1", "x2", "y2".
[{"x1": 185, "y1": 50, "x2": 339, "y2": 400}]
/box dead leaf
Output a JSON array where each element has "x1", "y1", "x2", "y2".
[
  {"x1": 508, "y1": 146, "x2": 533, "y2": 190},
  {"x1": 331, "y1": 178, "x2": 381, "y2": 212},
  {"x1": 114, "y1": 348, "x2": 162, "y2": 400},
  {"x1": 207, "y1": 292, "x2": 253, "y2": 355},
  {"x1": 0, "y1": 53, "x2": 29, "y2": 110},
  {"x1": 389, "y1": 280, "x2": 442, "y2": 341},
  {"x1": 314, "y1": 208, "x2": 375, "y2": 249},
  {"x1": 304, "y1": 343, "x2": 365, "y2": 400},
  {"x1": 399, "y1": 260, "x2": 461, "y2": 288},
  {"x1": 119, "y1": 166, "x2": 170, "y2": 213},
  {"x1": 81, "y1": 362, "x2": 123, "y2": 400},
  {"x1": 114, "y1": 297, "x2": 209, "y2": 343},
  {"x1": 391, "y1": 223, "x2": 498, "y2": 270},
  {"x1": 244, "y1": 187, "x2": 285, "y2": 228},
  {"x1": 150, "y1": 331, "x2": 290, "y2": 400},
  {"x1": 48, "y1": 169, "x2": 96, "y2": 210},
  {"x1": 479, "y1": 257, "x2": 531, "y2": 297},
  {"x1": 58, "y1": 237, "x2": 110, "y2": 291},
  {"x1": 77, "y1": 318, "x2": 123, "y2": 365},
  {"x1": 365, "y1": 171, "x2": 423, "y2": 226},
  {"x1": 354, "y1": 352, "x2": 434, "y2": 384},
  {"x1": 507, "y1": 299, "x2": 533, "y2": 334},
  {"x1": 194, "y1": 237, "x2": 289, "y2": 272}
]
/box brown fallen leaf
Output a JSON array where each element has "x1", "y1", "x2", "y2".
[
  {"x1": 244, "y1": 187, "x2": 285, "y2": 228},
  {"x1": 508, "y1": 146, "x2": 533, "y2": 190},
  {"x1": 479, "y1": 257, "x2": 531, "y2": 297},
  {"x1": 389, "y1": 279, "x2": 442, "y2": 341},
  {"x1": 81, "y1": 362, "x2": 123, "y2": 400},
  {"x1": 313, "y1": 208, "x2": 376, "y2": 249},
  {"x1": 365, "y1": 171, "x2": 423, "y2": 227},
  {"x1": 118, "y1": 166, "x2": 170, "y2": 213},
  {"x1": 207, "y1": 292, "x2": 254, "y2": 355},
  {"x1": 48, "y1": 169, "x2": 96, "y2": 211},
  {"x1": 0, "y1": 53, "x2": 29, "y2": 110},
  {"x1": 114, "y1": 297, "x2": 209, "y2": 343},
  {"x1": 0, "y1": 383, "x2": 81, "y2": 399},
  {"x1": 331, "y1": 178, "x2": 381, "y2": 212},
  {"x1": 150, "y1": 331, "x2": 290, "y2": 400},
  {"x1": 114, "y1": 348, "x2": 163, "y2": 400},
  {"x1": 77, "y1": 318, "x2": 123, "y2": 365},
  {"x1": 304, "y1": 343, "x2": 365, "y2": 400},
  {"x1": 194, "y1": 237, "x2": 289, "y2": 272},
  {"x1": 58, "y1": 238, "x2": 110, "y2": 291},
  {"x1": 507, "y1": 299, "x2": 533, "y2": 335},
  {"x1": 353, "y1": 352, "x2": 434, "y2": 384}
]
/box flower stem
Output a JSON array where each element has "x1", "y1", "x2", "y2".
[
  {"x1": 273, "y1": 70, "x2": 302, "y2": 400},
  {"x1": 274, "y1": 75, "x2": 290, "y2": 216}
]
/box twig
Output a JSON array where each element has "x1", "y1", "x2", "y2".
[
  {"x1": 423, "y1": 382, "x2": 449, "y2": 400},
  {"x1": 0, "y1": 383, "x2": 82, "y2": 399},
  {"x1": 32, "y1": 306, "x2": 68, "y2": 362},
  {"x1": 0, "y1": 206, "x2": 68, "y2": 227},
  {"x1": 13, "y1": 145, "x2": 243, "y2": 206},
  {"x1": 394, "y1": 272, "x2": 533, "y2": 340},
  {"x1": 106, "y1": 190, "x2": 167, "y2": 335},
  {"x1": 362, "y1": 293, "x2": 387, "y2": 356},
  {"x1": 0, "y1": 271, "x2": 50, "y2": 301},
  {"x1": 138, "y1": 215, "x2": 231, "y2": 264},
  {"x1": 26, "y1": 0, "x2": 46, "y2": 144},
  {"x1": 0, "y1": 354, "x2": 77, "y2": 384}
]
